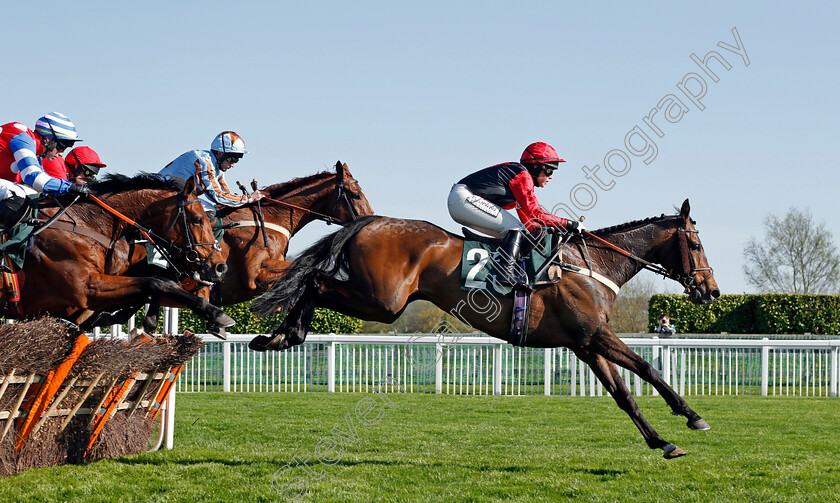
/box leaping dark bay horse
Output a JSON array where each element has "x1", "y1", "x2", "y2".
[
  {"x1": 0, "y1": 174, "x2": 234, "y2": 331},
  {"x1": 251, "y1": 199, "x2": 720, "y2": 458}
]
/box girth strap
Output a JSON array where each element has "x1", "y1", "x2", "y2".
[
  {"x1": 227, "y1": 220, "x2": 291, "y2": 239},
  {"x1": 558, "y1": 263, "x2": 621, "y2": 295},
  {"x1": 48, "y1": 221, "x2": 116, "y2": 250}
]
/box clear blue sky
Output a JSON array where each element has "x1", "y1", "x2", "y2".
[{"x1": 6, "y1": 1, "x2": 838, "y2": 294}]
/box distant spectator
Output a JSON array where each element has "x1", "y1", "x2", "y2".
[
  {"x1": 64, "y1": 146, "x2": 106, "y2": 183},
  {"x1": 654, "y1": 313, "x2": 676, "y2": 335}
]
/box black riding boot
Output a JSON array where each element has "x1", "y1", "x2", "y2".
[{"x1": 496, "y1": 229, "x2": 526, "y2": 287}]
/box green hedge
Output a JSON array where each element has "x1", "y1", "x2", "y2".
[
  {"x1": 175, "y1": 302, "x2": 362, "y2": 335},
  {"x1": 648, "y1": 294, "x2": 840, "y2": 335}
]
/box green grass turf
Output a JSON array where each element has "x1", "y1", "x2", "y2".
[{"x1": 1, "y1": 392, "x2": 839, "y2": 502}]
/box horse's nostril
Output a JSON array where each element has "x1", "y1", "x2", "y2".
[
  {"x1": 711, "y1": 289, "x2": 721, "y2": 299},
  {"x1": 215, "y1": 263, "x2": 228, "y2": 276}
]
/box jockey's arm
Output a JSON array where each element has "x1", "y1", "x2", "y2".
[
  {"x1": 9, "y1": 132, "x2": 71, "y2": 196},
  {"x1": 198, "y1": 157, "x2": 249, "y2": 207},
  {"x1": 507, "y1": 171, "x2": 571, "y2": 231}
]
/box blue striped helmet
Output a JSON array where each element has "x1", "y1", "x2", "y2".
[
  {"x1": 35, "y1": 112, "x2": 82, "y2": 142},
  {"x1": 210, "y1": 131, "x2": 247, "y2": 155}
]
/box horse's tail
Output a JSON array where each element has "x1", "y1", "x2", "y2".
[{"x1": 251, "y1": 215, "x2": 382, "y2": 316}]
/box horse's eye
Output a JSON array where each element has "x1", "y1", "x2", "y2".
[
  {"x1": 689, "y1": 242, "x2": 702, "y2": 251},
  {"x1": 350, "y1": 192, "x2": 362, "y2": 200},
  {"x1": 191, "y1": 216, "x2": 204, "y2": 225}
]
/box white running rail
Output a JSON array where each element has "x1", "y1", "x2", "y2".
[{"x1": 175, "y1": 334, "x2": 840, "y2": 399}]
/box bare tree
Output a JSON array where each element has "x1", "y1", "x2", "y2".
[
  {"x1": 743, "y1": 207, "x2": 840, "y2": 294},
  {"x1": 610, "y1": 274, "x2": 660, "y2": 333}
]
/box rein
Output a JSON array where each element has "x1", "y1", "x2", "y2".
[
  {"x1": 261, "y1": 177, "x2": 360, "y2": 225},
  {"x1": 88, "y1": 194, "x2": 217, "y2": 280},
  {"x1": 580, "y1": 228, "x2": 714, "y2": 290}
]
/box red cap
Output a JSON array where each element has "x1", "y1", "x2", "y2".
[
  {"x1": 65, "y1": 146, "x2": 106, "y2": 167},
  {"x1": 520, "y1": 142, "x2": 565, "y2": 165}
]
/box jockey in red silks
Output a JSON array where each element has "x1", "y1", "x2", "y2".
[
  {"x1": 448, "y1": 141, "x2": 584, "y2": 286},
  {"x1": 0, "y1": 112, "x2": 90, "y2": 230},
  {"x1": 64, "y1": 146, "x2": 107, "y2": 183}
]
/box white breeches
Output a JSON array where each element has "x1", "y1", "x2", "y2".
[{"x1": 447, "y1": 184, "x2": 525, "y2": 238}]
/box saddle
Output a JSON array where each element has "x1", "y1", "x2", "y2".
[{"x1": 459, "y1": 227, "x2": 562, "y2": 347}]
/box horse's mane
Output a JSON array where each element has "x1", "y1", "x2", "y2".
[
  {"x1": 589, "y1": 213, "x2": 677, "y2": 236},
  {"x1": 89, "y1": 172, "x2": 186, "y2": 195},
  {"x1": 265, "y1": 171, "x2": 334, "y2": 199}
]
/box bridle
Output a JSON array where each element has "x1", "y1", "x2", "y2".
[
  {"x1": 673, "y1": 227, "x2": 715, "y2": 292},
  {"x1": 579, "y1": 224, "x2": 714, "y2": 292},
  {"x1": 89, "y1": 191, "x2": 220, "y2": 282},
  {"x1": 327, "y1": 176, "x2": 361, "y2": 222},
  {"x1": 259, "y1": 174, "x2": 362, "y2": 225}
]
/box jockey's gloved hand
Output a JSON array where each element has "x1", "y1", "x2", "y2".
[
  {"x1": 565, "y1": 220, "x2": 585, "y2": 234},
  {"x1": 68, "y1": 183, "x2": 91, "y2": 197}
]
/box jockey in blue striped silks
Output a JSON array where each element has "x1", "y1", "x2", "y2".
[{"x1": 0, "y1": 112, "x2": 90, "y2": 230}]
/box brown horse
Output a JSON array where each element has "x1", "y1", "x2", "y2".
[
  {"x1": 252, "y1": 199, "x2": 719, "y2": 458},
  {"x1": 90, "y1": 162, "x2": 372, "y2": 327},
  {"x1": 2, "y1": 173, "x2": 234, "y2": 331},
  {"x1": 209, "y1": 161, "x2": 373, "y2": 305}
]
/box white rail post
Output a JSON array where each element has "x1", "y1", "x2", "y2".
[
  {"x1": 651, "y1": 336, "x2": 660, "y2": 396},
  {"x1": 830, "y1": 343, "x2": 838, "y2": 398},
  {"x1": 223, "y1": 340, "x2": 231, "y2": 392},
  {"x1": 761, "y1": 337, "x2": 770, "y2": 396},
  {"x1": 435, "y1": 341, "x2": 443, "y2": 394},
  {"x1": 493, "y1": 343, "x2": 502, "y2": 395},
  {"x1": 544, "y1": 348, "x2": 552, "y2": 396},
  {"x1": 164, "y1": 388, "x2": 176, "y2": 449},
  {"x1": 327, "y1": 337, "x2": 336, "y2": 393},
  {"x1": 662, "y1": 344, "x2": 672, "y2": 386}
]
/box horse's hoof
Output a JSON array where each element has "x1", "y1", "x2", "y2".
[
  {"x1": 688, "y1": 418, "x2": 711, "y2": 431},
  {"x1": 265, "y1": 333, "x2": 288, "y2": 351},
  {"x1": 216, "y1": 313, "x2": 235, "y2": 328},
  {"x1": 210, "y1": 325, "x2": 227, "y2": 341},
  {"x1": 662, "y1": 443, "x2": 688, "y2": 459},
  {"x1": 248, "y1": 335, "x2": 271, "y2": 351}
]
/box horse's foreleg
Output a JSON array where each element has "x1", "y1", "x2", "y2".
[
  {"x1": 574, "y1": 348, "x2": 686, "y2": 459},
  {"x1": 83, "y1": 275, "x2": 234, "y2": 329},
  {"x1": 143, "y1": 295, "x2": 162, "y2": 333},
  {"x1": 592, "y1": 330, "x2": 709, "y2": 431}
]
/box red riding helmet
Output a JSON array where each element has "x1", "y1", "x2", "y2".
[
  {"x1": 521, "y1": 142, "x2": 564, "y2": 165},
  {"x1": 65, "y1": 146, "x2": 106, "y2": 176}
]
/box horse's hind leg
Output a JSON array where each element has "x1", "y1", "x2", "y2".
[
  {"x1": 592, "y1": 329, "x2": 709, "y2": 431},
  {"x1": 574, "y1": 348, "x2": 686, "y2": 458},
  {"x1": 249, "y1": 281, "x2": 317, "y2": 351}
]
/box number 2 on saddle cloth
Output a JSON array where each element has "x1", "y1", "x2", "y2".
[
  {"x1": 0, "y1": 195, "x2": 39, "y2": 317},
  {"x1": 459, "y1": 228, "x2": 559, "y2": 347}
]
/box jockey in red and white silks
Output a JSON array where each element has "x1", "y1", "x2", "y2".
[
  {"x1": 447, "y1": 142, "x2": 583, "y2": 286},
  {"x1": 0, "y1": 113, "x2": 88, "y2": 229}
]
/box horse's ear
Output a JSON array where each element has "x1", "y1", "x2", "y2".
[
  {"x1": 335, "y1": 160, "x2": 344, "y2": 175},
  {"x1": 183, "y1": 175, "x2": 197, "y2": 195},
  {"x1": 680, "y1": 199, "x2": 690, "y2": 219}
]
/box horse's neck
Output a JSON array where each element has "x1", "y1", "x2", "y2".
[
  {"x1": 263, "y1": 178, "x2": 335, "y2": 235},
  {"x1": 582, "y1": 223, "x2": 669, "y2": 288},
  {"x1": 77, "y1": 192, "x2": 144, "y2": 237}
]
